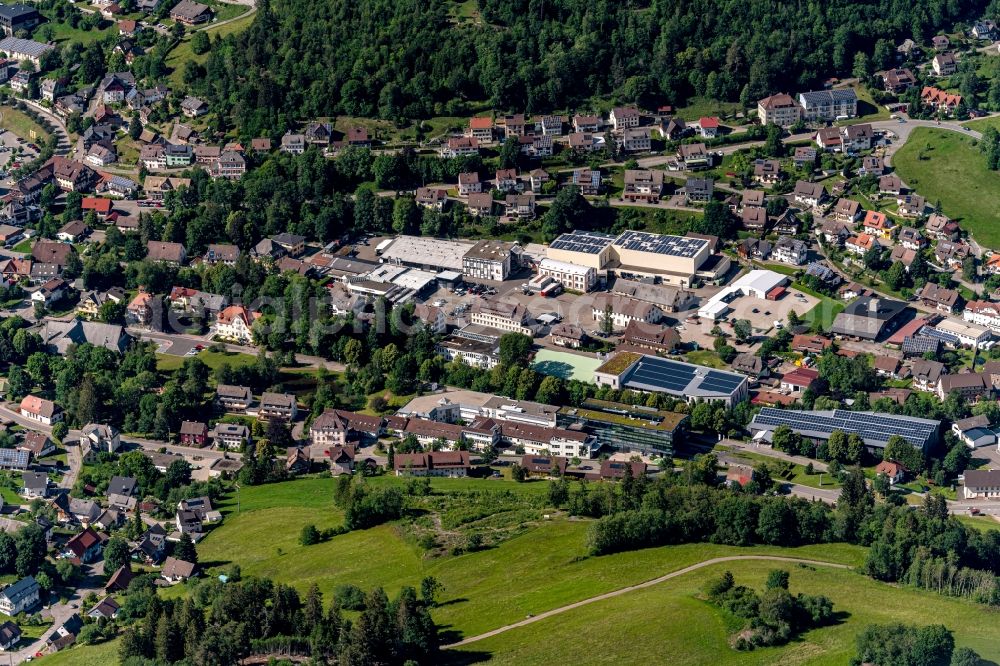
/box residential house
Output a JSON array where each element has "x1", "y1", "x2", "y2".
[
  {"x1": 881, "y1": 68, "x2": 917, "y2": 93},
  {"x1": 440, "y1": 136, "x2": 479, "y2": 158},
  {"x1": 932, "y1": 53, "x2": 957, "y2": 76},
  {"x1": 211, "y1": 423, "x2": 250, "y2": 450},
  {"x1": 677, "y1": 142, "x2": 711, "y2": 169},
  {"x1": 753, "y1": 159, "x2": 781, "y2": 186},
  {"x1": 161, "y1": 556, "x2": 197, "y2": 583},
  {"x1": 64, "y1": 528, "x2": 103, "y2": 563},
  {"x1": 922, "y1": 86, "x2": 962, "y2": 114},
  {"x1": 697, "y1": 117, "x2": 720, "y2": 138},
  {"x1": 203, "y1": 243, "x2": 239, "y2": 266},
  {"x1": 793, "y1": 146, "x2": 817, "y2": 169},
  {"x1": 146, "y1": 241, "x2": 186, "y2": 265},
  {"x1": 88, "y1": 597, "x2": 119, "y2": 621},
  {"x1": 20, "y1": 472, "x2": 47, "y2": 498},
  {"x1": 619, "y1": 127, "x2": 651, "y2": 152},
  {"x1": 918, "y1": 282, "x2": 961, "y2": 314},
  {"x1": 815, "y1": 126, "x2": 843, "y2": 152},
  {"x1": 572, "y1": 114, "x2": 600, "y2": 133},
  {"x1": 963, "y1": 469, "x2": 1000, "y2": 499},
  {"x1": 457, "y1": 172, "x2": 480, "y2": 196},
  {"x1": 860, "y1": 155, "x2": 885, "y2": 176},
  {"x1": 875, "y1": 460, "x2": 908, "y2": 485},
  {"x1": 792, "y1": 180, "x2": 825, "y2": 208},
  {"x1": 572, "y1": 168, "x2": 601, "y2": 194},
  {"x1": 910, "y1": 358, "x2": 947, "y2": 391},
  {"x1": 926, "y1": 213, "x2": 960, "y2": 240},
  {"x1": 466, "y1": 192, "x2": 494, "y2": 217},
  {"x1": 842, "y1": 123, "x2": 873, "y2": 153},
  {"x1": 832, "y1": 198, "x2": 862, "y2": 224},
  {"x1": 19, "y1": 395, "x2": 60, "y2": 426},
  {"x1": 214, "y1": 305, "x2": 258, "y2": 344},
  {"x1": 504, "y1": 194, "x2": 535, "y2": 219},
  {"x1": 889, "y1": 246, "x2": 917, "y2": 271},
  {"x1": 757, "y1": 93, "x2": 801, "y2": 127},
  {"x1": 467, "y1": 116, "x2": 493, "y2": 142},
  {"x1": 394, "y1": 451, "x2": 472, "y2": 478},
  {"x1": 780, "y1": 367, "x2": 819, "y2": 394},
  {"x1": 609, "y1": 106, "x2": 640, "y2": 131},
  {"x1": 938, "y1": 372, "x2": 992, "y2": 402},
  {"x1": 215, "y1": 384, "x2": 253, "y2": 412},
  {"x1": 682, "y1": 178, "x2": 713, "y2": 204},
  {"x1": 178, "y1": 421, "x2": 208, "y2": 446},
  {"x1": 899, "y1": 227, "x2": 926, "y2": 250},
  {"x1": 0, "y1": 577, "x2": 38, "y2": 615},
  {"x1": 126, "y1": 291, "x2": 156, "y2": 327},
  {"x1": 741, "y1": 206, "x2": 768, "y2": 232},
  {"x1": 19, "y1": 431, "x2": 53, "y2": 459},
  {"x1": 845, "y1": 233, "x2": 876, "y2": 257},
  {"x1": 897, "y1": 194, "x2": 926, "y2": 218},
  {"x1": 258, "y1": 392, "x2": 297, "y2": 420},
  {"x1": 415, "y1": 187, "x2": 448, "y2": 210},
  {"x1": 622, "y1": 169, "x2": 664, "y2": 203},
  {"x1": 965, "y1": 300, "x2": 1000, "y2": 333},
  {"x1": 862, "y1": 210, "x2": 895, "y2": 239},
  {"x1": 80, "y1": 423, "x2": 121, "y2": 456},
  {"x1": 879, "y1": 174, "x2": 904, "y2": 198},
  {"x1": 170, "y1": 0, "x2": 212, "y2": 24},
  {"x1": 772, "y1": 237, "x2": 808, "y2": 265}
]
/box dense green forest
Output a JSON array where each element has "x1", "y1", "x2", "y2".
[{"x1": 189, "y1": 0, "x2": 989, "y2": 135}]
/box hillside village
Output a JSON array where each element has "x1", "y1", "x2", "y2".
[{"x1": 0, "y1": 0, "x2": 994, "y2": 664}]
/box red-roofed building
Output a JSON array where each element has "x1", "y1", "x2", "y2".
[
  {"x1": 215, "y1": 305, "x2": 259, "y2": 344},
  {"x1": 875, "y1": 460, "x2": 908, "y2": 484},
  {"x1": 779, "y1": 367, "x2": 819, "y2": 394},
  {"x1": 921, "y1": 86, "x2": 963, "y2": 114},
  {"x1": 81, "y1": 197, "x2": 112, "y2": 218},
  {"x1": 698, "y1": 116, "x2": 720, "y2": 138}
]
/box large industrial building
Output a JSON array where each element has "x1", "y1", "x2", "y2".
[
  {"x1": 594, "y1": 352, "x2": 749, "y2": 406},
  {"x1": 379, "y1": 235, "x2": 475, "y2": 272},
  {"x1": 558, "y1": 399, "x2": 688, "y2": 458},
  {"x1": 462, "y1": 240, "x2": 515, "y2": 281},
  {"x1": 749, "y1": 408, "x2": 941, "y2": 452},
  {"x1": 546, "y1": 229, "x2": 728, "y2": 286}
]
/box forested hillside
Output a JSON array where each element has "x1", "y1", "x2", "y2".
[{"x1": 189, "y1": 0, "x2": 989, "y2": 135}]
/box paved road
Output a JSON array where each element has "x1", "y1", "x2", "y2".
[
  {"x1": 18, "y1": 100, "x2": 73, "y2": 157},
  {"x1": 129, "y1": 328, "x2": 346, "y2": 371},
  {"x1": 442, "y1": 555, "x2": 851, "y2": 649},
  {"x1": 721, "y1": 438, "x2": 830, "y2": 473},
  {"x1": 10, "y1": 566, "x2": 104, "y2": 663}
]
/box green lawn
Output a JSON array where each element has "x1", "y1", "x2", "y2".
[
  {"x1": 166, "y1": 10, "x2": 254, "y2": 86},
  {"x1": 450, "y1": 558, "x2": 1000, "y2": 665},
  {"x1": 45, "y1": 21, "x2": 115, "y2": 46},
  {"x1": 793, "y1": 281, "x2": 844, "y2": 331},
  {"x1": 892, "y1": 127, "x2": 1000, "y2": 247},
  {"x1": 953, "y1": 514, "x2": 1000, "y2": 532},
  {"x1": 0, "y1": 105, "x2": 50, "y2": 143},
  {"x1": 684, "y1": 350, "x2": 726, "y2": 369},
  {"x1": 962, "y1": 115, "x2": 1000, "y2": 133},
  {"x1": 35, "y1": 638, "x2": 120, "y2": 665},
  {"x1": 156, "y1": 349, "x2": 258, "y2": 373},
  {"x1": 675, "y1": 97, "x2": 743, "y2": 122},
  {"x1": 192, "y1": 477, "x2": 865, "y2": 641},
  {"x1": 716, "y1": 446, "x2": 841, "y2": 490}
]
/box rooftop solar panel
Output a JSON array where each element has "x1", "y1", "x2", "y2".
[{"x1": 751, "y1": 408, "x2": 938, "y2": 449}]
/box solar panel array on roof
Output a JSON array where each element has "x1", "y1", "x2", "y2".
[
  {"x1": 612, "y1": 231, "x2": 708, "y2": 258},
  {"x1": 751, "y1": 407, "x2": 938, "y2": 450},
  {"x1": 800, "y1": 89, "x2": 858, "y2": 104},
  {"x1": 549, "y1": 231, "x2": 615, "y2": 255},
  {"x1": 918, "y1": 325, "x2": 958, "y2": 345},
  {"x1": 619, "y1": 355, "x2": 746, "y2": 402},
  {"x1": 902, "y1": 335, "x2": 939, "y2": 355}
]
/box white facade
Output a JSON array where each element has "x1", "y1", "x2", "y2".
[{"x1": 537, "y1": 258, "x2": 597, "y2": 292}]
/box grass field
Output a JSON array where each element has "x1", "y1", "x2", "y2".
[
  {"x1": 450, "y1": 558, "x2": 1000, "y2": 665},
  {"x1": 793, "y1": 281, "x2": 844, "y2": 331},
  {"x1": 35, "y1": 638, "x2": 120, "y2": 665},
  {"x1": 0, "y1": 105, "x2": 49, "y2": 143},
  {"x1": 155, "y1": 349, "x2": 257, "y2": 372},
  {"x1": 192, "y1": 477, "x2": 865, "y2": 642},
  {"x1": 893, "y1": 127, "x2": 1000, "y2": 247},
  {"x1": 675, "y1": 97, "x2": 743, "y2": 122},
  {"x1": 45, "y1": 21, "x2": 115, "y2": 46},
  {"x1": 166, "y1": 10, "x2": 254, "y2": 87},
  {"x1": 684, "y1": 349, "x2": 726, "y2": 369}
]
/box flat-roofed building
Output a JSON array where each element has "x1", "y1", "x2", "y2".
[
  {"x1": 594, "y1": 352, "x2": 748, "y2": 406},
  {"x1": 462, "y1": 240, "x2": 513, "y2": 281},
  {"x1": 558, "y1": 398, "x2": 687, "y2": 457},
  {"x1": 537, "y1": 258, "x2": 597, "y2": 292},
  {"x1": 547, "y1": 230, "x2": 616, "y2": 270},
  {"x1": 469, "y1": 297, "x2": 533, "y2": 335}
]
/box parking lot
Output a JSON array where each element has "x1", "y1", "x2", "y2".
[
  {"x1": 0, "y1": 130, "x2": 38, "y2": 187},
  {"x1": 683, "y1": 289, "x2": 819, "y2": 350}
]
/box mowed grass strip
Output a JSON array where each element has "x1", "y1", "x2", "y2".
[
  {"x1": 893, "y1": 127, "x2": 1000, "y2": 247},
  {"x1": 193, "y1": 477, "x2": 865, "y2": 639},
  {"x1": 450, "y1": 559, "x2": 1000, "y2": 665}
]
